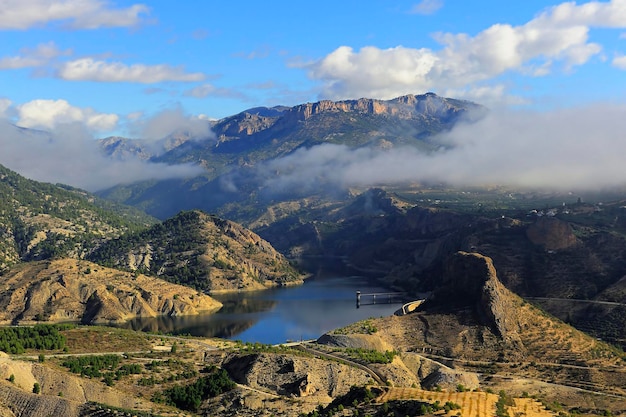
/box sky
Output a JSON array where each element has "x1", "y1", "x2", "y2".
[{"x1": 3, "y1": 0, "x2": 626, "y2": 192}]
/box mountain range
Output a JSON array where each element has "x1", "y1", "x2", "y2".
[{"x1": 97, "y1": 93, "x2": 482, "y2": 219}]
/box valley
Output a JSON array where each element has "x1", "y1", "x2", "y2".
[{"x1": 1, "y1": 93, "x2": 626, "y2": 416}]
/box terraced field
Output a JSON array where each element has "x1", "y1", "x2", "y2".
[{"x1": 377, "y1": 387, "x2": 556, "y2": 417}]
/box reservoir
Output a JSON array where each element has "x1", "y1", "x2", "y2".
[{"x1": 116, "y1": 271, "x2": 404, "y2": 345}]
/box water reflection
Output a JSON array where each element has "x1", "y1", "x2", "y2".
[{"x1": 115, "y1": 270, "x2": 403, "y2": 344}]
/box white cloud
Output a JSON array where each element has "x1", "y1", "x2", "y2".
[
  {"x1": 183, "y1": 83, "x2": 245, "y2": 99},
  {"x1": 57, "y1": 58, "x2": 204, "y2": 83},
  {"x1": 184, "y1": 84, "x2": 220, "y2": 98},
  {"x1": 307, "y1": 0, "x2": 626, "y2": 101},
  {"x1": 612, "y1": 54, "x2": 626, "y2": 69},
  {"x1": 409, "y1": 0, "x2": 444, "y2": 15},
  {"x1": 16, "y1": 99, "x2": 118, "y2": 131},
  {"x1": 0, "y1": 41, "x2": 71, "y2": 69},
  {"x1": 129, "y1": 107, "x2": 213, "y2": 141},
  {"x1": 442, "y1": 85, "x2": 529, "y2": 108},
  {"x1": 0, "y1": 0, "x2": 149, "y2": 30}
]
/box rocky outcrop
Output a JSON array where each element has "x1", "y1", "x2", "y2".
[
  {"x1": 420, "y1": 368, "x2": 479, "y2": 391},
  {"x1": 430, "y1": 252, "x2": 525, "y2": 346},
  {"x1": 0, "y1": 258, "x2": 222, "y2": 324},
  {"x1": 526, "y1": 216, "x2": 578, "y2": 250},
  {"x1": 222, "y1": 352, "x2": 371, "y2": 399},
  {"x1": 217, "y1": 112, "x2": 278, "y2": 139}
]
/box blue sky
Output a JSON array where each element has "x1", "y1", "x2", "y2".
[
  {"x1": 3, "y1": 0, "x2": 626, "y2": 193},
  {"x1": 3, "y1": 0, "x2": 626, "y2": 137}
]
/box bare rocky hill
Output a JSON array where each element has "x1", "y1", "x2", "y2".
[{"x1": 0, "y1": 258, "x2": 222, "y2": 324}]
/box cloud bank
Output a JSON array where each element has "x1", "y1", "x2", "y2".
[{"x1": 251, "y1": 104, "x2": 626, "y2": 194}]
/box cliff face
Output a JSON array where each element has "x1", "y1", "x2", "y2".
[
  {"x1": 437, "y1": 251, "x2": 522, "y2": 342},
  {"x1": 0, "y1": 258, "x2": 222, "y2": 324},
  {"x1": 282, "y1": 93, "x2": 479, "y2": 123}
]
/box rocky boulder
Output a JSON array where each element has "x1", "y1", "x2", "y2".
[{"x1": 526, "y1": 216, "x2": 578, "y2": 250}]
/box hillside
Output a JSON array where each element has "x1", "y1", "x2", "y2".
[
  {"x1": 0, "y1": 258, "x2": 222, "y2": 324},
  {"x1": 88, "y1": 210, "x2": 304, "y2": 292},
  {"x1": 0, "y1": 163, "x2": 156, "y2": 271}
]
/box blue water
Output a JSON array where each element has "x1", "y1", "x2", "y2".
[{"x1": 117, "y1": 274, "x2": 404, "y2": 344}]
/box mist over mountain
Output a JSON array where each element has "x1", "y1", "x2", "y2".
[{"x1": 0, "y1": 115, "x2": 207, "y2": 192}]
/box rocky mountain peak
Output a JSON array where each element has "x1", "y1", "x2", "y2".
[{"x1": 281, "y1": 93, "x2": 480, "y2": 123}]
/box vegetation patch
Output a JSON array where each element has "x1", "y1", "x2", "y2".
[
  {"x1": 342, "y1": 348, "x2": 398, "y2": 364},
  {"x1": 0, "y1": 324, "x2": 71, "y2": 354},
  {"x1": 152, "y1": 365, "x2": 235, "y2": 412},
  {"x1": 62, "y1": 326, "x2": 152, "y2": 353}
]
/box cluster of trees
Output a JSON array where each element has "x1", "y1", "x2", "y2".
[
  {"x1": 343, "y1": 348, "x2": 398, "y2": 364},
  {"x1": 62, "y1": 354, "x2": 144, "y2": 386},
  {"x1": 89, "y1": 211, "x2": 211, "y2": 290},
  {"x1": 304, "y1": 388, "x2": 463, "y2": 417},
  {"x1": 152, "y1": 366, "x2": 235, "y2": 412},
  {"x1": 61, "y1": 354, "x2": 121, "y2": 378},
  {"x1": 0, "y1": 324, "x2": 69, "y2": 354},
  {"x1": 138, "y1": 358, "x2": 199, "y2": 386},
  {"x1": 301, "y1": 386, "x2": 377, "y2": 417}
]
